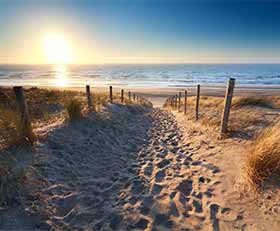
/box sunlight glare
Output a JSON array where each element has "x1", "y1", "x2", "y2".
[
  {"x1": 43, "y1": 34, "x2": 74, "y2": 64},
  {"x1": 53, "y1": 65, "x2": 69, "y2": 87}
]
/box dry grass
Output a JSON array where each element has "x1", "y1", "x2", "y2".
[
  {"x1": 0, "y1": 88, "x2": 78, "y2": 147},
  {"x1": 246, "y1": 121, "x2": 280, "y2": 188},
  {"x1": 165, "y1": 95, "x2": 280, "y2": 137},
  {"x1": 0, "y1": 87, "x2": 152, "y2": 148},
  {"x1": 66, "y1": 99, "x2": 83, "y2": 120},
  {"x1": 232, "y1": 97, "x2": 277, "y2": 109}
]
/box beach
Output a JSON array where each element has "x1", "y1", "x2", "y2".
[
  {"x1": 1, "y1": 0, "x2": 280, "y2": 229},
  {"x1": 0, "y1": 85, "x2": 280, "y2": 230}
]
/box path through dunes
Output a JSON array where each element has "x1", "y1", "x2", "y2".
[
  {"x1": 120, "y1": 109, "x2": 243, "y2": 231},
  {"x1": 1, "y1": 105, "x2": 276, "y2": 230}
]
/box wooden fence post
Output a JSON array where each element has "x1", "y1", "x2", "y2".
[
  {"x1": 109, "y1": 86, "x2": 113, "y2": 103},
  {"x1": 220, "y1": 78, "x2": 236, "y2": 136},
  {"x1": 121, "y1": 89, "x2": 124, "y2": 103},
  {"x1": 178, "y1": 92, "x2": 181, "y2": 112},
  {"x1": 128, "y1": 91, "x2": 131, "y2": 101},
  {"x1": 133, "y1": 93, "x2": 136, "y2": 101},
  {"x1": 13, "y1": 86, "x2": 34, "y2": 143},
  {"x1": 184, "y1": 90, "x2": 187, "y2": 115},
  {"x1": 86, "y1": 85, "x2": 92, "y2": 108},
  {"x1": 195, "y1": 84, "x2": 200, "y2": 120},
  {"x1": 175, "y1": 94, "x2": 178, "y2": 109}
]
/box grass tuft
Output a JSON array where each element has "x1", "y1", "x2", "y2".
[
  {"x1": 0, "y1": 106, "x2": 32, "y2": 146},
  {"x1": 246, "y1": 121, "x2": 280, "y2": 188},
  {"x1": 66, "y1": 99, "x2": 83, "y2": 120}
]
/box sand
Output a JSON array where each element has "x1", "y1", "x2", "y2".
[{"x1": 1, "y1": 91, "x2": 280, "y2": 230}]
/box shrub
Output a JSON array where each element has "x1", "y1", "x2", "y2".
[
  {"x1": 66, "y1": 99, "x2": 83, "y2": 120},
  {"x1": 246, "y1": 121, "x2": 280, "y2": 188}
]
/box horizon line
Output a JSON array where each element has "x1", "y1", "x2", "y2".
[{"x1": 0, "y1": 62, "x2": 280, "y2": 65}]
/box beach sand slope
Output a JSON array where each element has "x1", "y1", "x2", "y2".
[{"x1": 1, "y1": 105, "x2": 280, "y2": 230}]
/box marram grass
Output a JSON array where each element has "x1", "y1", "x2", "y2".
[{"x1": 246, "y1": 121, "x2": 280, "y2": 188}]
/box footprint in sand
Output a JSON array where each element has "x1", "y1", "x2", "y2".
[
  {"x1": 151, "y1": 183, "x2": 163, "y2": 195},
  {"x1": 155, "y1": 169, "x2": 166, "y2": 182},
  {"x1": 144, "y1": 163, "x2": 153, "y2": 177},
  {"x1": 177, "y1": 179, "x2": 193, "y2": 196},
  {"x1": 210, "y1": 203, "x2": 220, "y2": 231},
  {"x1": 157, "y1": 159, "x2": 171, "y2": 168}
]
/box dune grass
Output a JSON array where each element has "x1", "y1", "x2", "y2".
[
  {"x1": 232, "y1": 97, "x2": 275, "y2": 109},
  {"x1": 66, "y1": 99, "x2": 83, "y2": 120},
  {"x1": 165, "y1": 95, "x2": 280, "y2": 137},
  {"x1": 0, "y1": 106, "x2": 23, "y2": 146},
  {"x1": 0, "y1": 87, "x2": 151, "y2": 148},
  {"x1": 246, "y1": 121, "x2": 280, "y2": 188}
]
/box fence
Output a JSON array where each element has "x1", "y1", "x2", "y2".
[
  {"x1": 0, "y1": 85, "x2": 151, "y2": 147},
  {"x1": 165, "y1": 78, "x2": 236, "y2": 138}
]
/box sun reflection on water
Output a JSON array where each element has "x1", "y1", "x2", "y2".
[{"x1": 53, "y1": 65, "x2": 69, "y2": 87}]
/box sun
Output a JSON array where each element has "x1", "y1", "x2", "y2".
[{"x1": 43, "y1": 34, "x2": 75, "y2": 64}]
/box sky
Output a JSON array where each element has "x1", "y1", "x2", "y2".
[{"x1": 0, "y1": 0, "x2": 280, "y2": 64}]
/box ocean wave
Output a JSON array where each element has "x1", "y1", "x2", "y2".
[{"x1": 0, "y1": 64, "x2": 280, "y2": 87}]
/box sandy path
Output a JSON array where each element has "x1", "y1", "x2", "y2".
[
  {"x1": 120, "y1": 109, "x2": 235, "y2": 230},
  {"x1": 29, "y1": 105, "x2": 153, "y2": 230}
]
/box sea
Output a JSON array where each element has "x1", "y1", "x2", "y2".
[{"x1": 0, "y1": 64, "x2": 280, "y2": 88}]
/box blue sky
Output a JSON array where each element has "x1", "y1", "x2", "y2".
[{"x1": 0, "y1": 0, "x2": 280, "y2": 64}]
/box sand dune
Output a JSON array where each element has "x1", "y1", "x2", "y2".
[{"x1": 1, "y1": 103, "x2": 280, "y2": 230}]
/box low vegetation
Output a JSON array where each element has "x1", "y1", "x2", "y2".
[
  {"x1": 166, "y1": 95, "x2": 280, "y2": 138},
  {"x1": 246, "y1": 121, "x2": 280, "y2": 188},
  {"x1": 0, "y1": 87, "x2": 151, "y2": 148},
  {"x1": 66, "y1": 98, "x2": 83, "y2": 120},
  {"x1": 232, "y1": 97, "x2": 275, "y2": 109}
]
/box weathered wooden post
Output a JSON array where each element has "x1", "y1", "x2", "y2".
[
  {"x1": 184, "y1": 90, "x2": 187, "y2": 115},
  {"x1": 195, "y1": 84, "x2": 200, "y2": 120},
  {"x1": 178, "y1": 92, "x2": 181, "y2": 112},
  {"x1": 136, "y1": 95, "x2": 139, "y2": 101},
  {"x1": 121, "y1": 89, "x2": 124, "y2": 103},
  {"x1": 128, "y1": 91, "x2": 131, "y2": 101},
  {"x1": 86, "y1": 85, "x2": 92, "y2": 108},
  {"x1": 13, "y1": 86, "x2": 34, "y2": 143},
  {"x1": 109, "y1": 86, "x2": 113, "y2": 103},
  {"x1": 220, "y1": 78, "x2": 236, "y2": 136},
  {"x1": 133, "y1": 93, "x2": 136, "y2": 101},
  {"x1": 175, "y1": 94, "x2": 178, "y2": 109}
]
